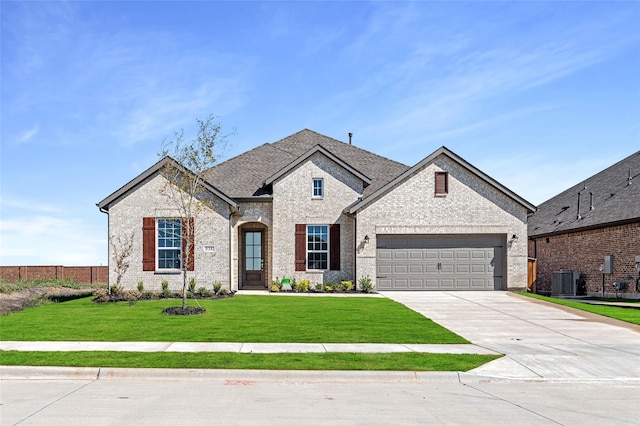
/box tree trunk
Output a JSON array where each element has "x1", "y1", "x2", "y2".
[{"x1": 182, "y1": 268, "x2": 187, "y2": 310}]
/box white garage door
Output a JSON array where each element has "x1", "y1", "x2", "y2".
[{"x1": 376, "y1": 235, "x2": 504, "y2": 290}]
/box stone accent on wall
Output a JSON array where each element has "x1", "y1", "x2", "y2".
[{"x1": 529, "y1": 222, "x2": 640, "y2": 296}]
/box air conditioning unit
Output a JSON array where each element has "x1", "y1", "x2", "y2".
[{"x1": 552, "y1": 270, "x2": 580, "y2": 296}]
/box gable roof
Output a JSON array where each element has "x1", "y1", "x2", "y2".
[
  {"x1": 203, "y1": 129, "x2": 409, "y2": 199},
  {"x1": 347, "y1": 146, "x2": 536, "y2": 214},
  {"x1": 264, "y1": 144, "x2": 372, "y2": 187},
  {"x1": 97, "y1": 156, "x2": 238, "y2": 211},
  {"x1": 528, "y1": 150, "x2": 640, "y2": 237}
]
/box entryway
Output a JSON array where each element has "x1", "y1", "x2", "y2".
[{"x1": 240, "y1": 226, "x2": 267, "y2": 289}]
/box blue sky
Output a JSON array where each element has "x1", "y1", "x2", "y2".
[{"x1": 1, "y1": 1, "x2": 639, "y2": 266}]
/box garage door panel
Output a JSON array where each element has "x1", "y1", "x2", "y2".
[{"x1": 376, "y1": 235, "x2": 504, "y2": 291}]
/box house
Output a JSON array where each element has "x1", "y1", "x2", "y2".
[
  {"x1": 97, "y1": 129, "x2": 535, "y2": 292},
  {"x1": 528, "y1": 150, "x2": 640, "y2": 297}
]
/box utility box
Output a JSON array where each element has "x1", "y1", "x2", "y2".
[
  {"x1": 552, "y1": 270, "x2": 579, "y2": 296},
  {"x1": 603, "y1": 255, "x2": 614, "y2": 274}
]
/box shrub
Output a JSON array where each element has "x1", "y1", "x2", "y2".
[
  {"x1": 290, "y1": 277, "x2": 298, "y2": 292},
  {"x1": 213, "y1": 282, "x2": 222, "y2": 295},
  {"x1": 198, "y1": 287, "x2": 213, "y2": 298},
  {"x1": 188, "y1": 277, "x2": 197, "y2": 294},
  {"x1": 296, "y1": 279, "x2": 310, "y2": 293},
  {"x1": 359, "y1": 275, "x2": 374, "y2": 293},
  {"x1": 161, "y1": 280, "x2": 171, "y2": 297},
  {"x1": 110, "y1": 283, "x2": 124, "y2": 296},
  {"x1": 270, "y1": 284, "x2": 280, "y2": 292},
  {"x1": 325, "y1": 283, "x2": 334, "y2": 292},
  {"x1": 137, "y1": 280, "x2": 144, "y2": 292},
  {"x1": 315, "y1": 283, "x2": 323, "y2": 291},
  {"x1": 341, "y1": 281, "x2": 354, "y2": 292},
  {"x1": 218, "y1": 288, "x2": 229, "y2": 296},
  {"x1": 271, "y1": 277, "x2": 282, "y2": 290}
]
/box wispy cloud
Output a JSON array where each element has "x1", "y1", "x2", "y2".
[{"x1": 16, "y1": 124, "x2": 39, "y2": 144}]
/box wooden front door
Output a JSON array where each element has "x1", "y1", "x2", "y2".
[{"x1": 242, "y1": 230, "x2": 264, "y2": 288}]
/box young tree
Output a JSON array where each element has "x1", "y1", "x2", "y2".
[
  {"x1": 110, "y1": 231, "x2": 134, "y2": 295},
  {"x1": 158, "y1": 115, "x2": 232, "y2": 311}
]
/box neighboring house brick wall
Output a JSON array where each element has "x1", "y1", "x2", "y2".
[
  {"x1": 529, "y1": 222, "x2": 640, "y2": 296},
  {"x1": 108, "y1": 173, "x2": 232, "y2": 290},
  {"x1": 355, "y1": 156, "x2": 529, "y2": 290},
  {"x1": 271, "y1": 152, "x2": 362, "y2": 284}
]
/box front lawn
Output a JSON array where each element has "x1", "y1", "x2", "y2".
[
  {"x1": 0, "y1": 351, "x2": 499, "y2": 371},
  {"x1": 0, "y1": 295, "x2": 467, "y2": 344},
  {"x1": 517, "y1": 292, "x2": 640, "y2": 325}
]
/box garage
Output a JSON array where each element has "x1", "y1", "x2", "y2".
[{"x1": 376, "y1": 235, "x2": 504, "y2": 290}]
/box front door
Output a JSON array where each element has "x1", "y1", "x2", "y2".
[{"x1": 243, "y1": 230, "x2": 264, "y2": 288}]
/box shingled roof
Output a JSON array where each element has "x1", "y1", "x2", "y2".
[
  {"x1": 528, "y1": 150, "x2": 640, "y2": 237},
  {"x1": 203, "y1": 129, "x2": 409, "y2": 199}
]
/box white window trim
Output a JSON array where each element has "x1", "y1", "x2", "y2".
[
  {"x1": 306, "y1": 224, "x2": 329, "y2": 270},
  {"x1": 156, "y1": 218, "x2": 182, "y2": 271},
  {"x1": 312, "y1": 178, "x2": 324, "y2": 199}
]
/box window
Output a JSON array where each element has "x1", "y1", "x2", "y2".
[
  {"x1": 435, "y1": 171, "x2": 448, "y2": 195},
  {"x1": 157, "y1": 218, "x2": 182, "y2": 270},
  {"x1": 313, "y1": 178, "x2": 324, "y2": 198},
  {"x1": 307, "y1": 225, "x2": 328, "y2": 269}
]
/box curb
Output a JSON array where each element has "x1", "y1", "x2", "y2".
[{"x1": 3, "y1": 366, "x2": 639, "y2": 384}]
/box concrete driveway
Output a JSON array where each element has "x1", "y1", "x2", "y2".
[{"x1": 381, "y1": 291, "x2": 640, "y2": 381}]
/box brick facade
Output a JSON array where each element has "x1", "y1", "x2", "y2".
[
  {"x1": 355, "y1": 156, "x2": 529, "y2": 290},
  {"x1": 529, "y1": 221, "x2": 640, "y2": 296},
  {"x1": 107, "y1": 173, "x2": 233, "y2": 291},
  {"x1": 102, "y1": 143, "x2": 531, "y2": 292},
  {"x1": 271, "y1": 152, "x2": 361, "y2": 285}
]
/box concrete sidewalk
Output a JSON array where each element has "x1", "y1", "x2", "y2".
[{"x1": 0, "y1": 341, "x2": 497, "y2": 355}]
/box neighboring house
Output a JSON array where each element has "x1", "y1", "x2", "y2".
[
  {"x1": 98, "y1": 129, "x2": 535, "y2": 292},
  {"x1": 528, "y1": 150, "x2": 640, "y2": 297}
]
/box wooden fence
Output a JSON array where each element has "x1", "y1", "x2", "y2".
[{"x1": 0, "y1": 266, "x2": 108, "y2": 284}]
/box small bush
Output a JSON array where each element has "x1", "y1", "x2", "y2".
[
  {"x1": 271, "y1": 277, "x2": 282, "y2": 290},
  {"x1": 341, "y1": 281, "x2": 354, "y2": 292},
  {"x1": 218, "y1": 288, "x2": 229, "y2": 296},
  {"x1": 315, "y1": 283, "x2": 323, "y2": 291},
  {"x1": 325, "y1": 283, "x2": 334, "y2": 292},
  {"x1": 296, "y1": 279, "x2": 310, "y2": 293},
  {"x1": 359, "y1": 275, "x2": 374, "y2": 293},
  {"x1": 137, "y1": 281, "x2": 144, "y2": 292},
  {"x1": 213, "y1": 282, "x2": 222, "y2": 295},
  {"x1": 270, "y1": 284, "x2": 280, "y2": 292},
  {"x1": 161, "y1": 280, "x2": 171, "y2": 297},
  {"x1": 110, "y1": 283, "x2": 124, "y2": 296},
  {"x1": 188, "y1": 277, "x2": 197, "y2": 294},
  {"x1": 198, "y1": 287, "x2": 213, "y2": 297}
]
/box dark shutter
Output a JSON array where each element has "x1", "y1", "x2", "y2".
[
  {"x1": 330, "y1": 224, "x2": 340, "y2": 270},
  {"x1": 295, "y1": 224, "x2": 306, "y2": 271},
  {"x1": 182, "y1": 217, "x2": 195, "y2": 271},
  {"x1": 435, "y1": 172, "x2": 448, "y2": 195},
  {"x1": 142, "y1": 217, "x2": 156, "y2": 271}
]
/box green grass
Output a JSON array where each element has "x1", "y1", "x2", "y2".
[
  {"x1": 517, "y1": 292, "x2": 640, "y2": 325},
  {"x1": 0, "y1": 351, "x2": 499, "y2": 371},
  {"x1": 0, "y1": 295, "x2": 467, "y2": 344}
]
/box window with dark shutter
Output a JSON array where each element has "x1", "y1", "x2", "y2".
[
  {"x1": 142, "y1": 217, "x2": 156, "y2": 271},
  {"x1": 435, "y1": 171, "x2": 448, "y2": 195},
  {"x1": 295, "y1": 224, "x2": 306, "y2": 271},
  {"x1": 330, "y1": 224, "x2": 340, "y2": 270}
]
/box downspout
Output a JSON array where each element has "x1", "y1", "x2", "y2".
[
  {"x1": 98, "y1": 205, "x2": 110, "y2": 293},
  {"x1": 352, "y1": 213, "x2": 357, "y2": 288},
  {"x1": 229, "y1": 209, "x2": 234, "y2": 292}
]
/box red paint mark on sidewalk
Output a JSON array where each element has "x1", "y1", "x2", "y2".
[{"x1": 224, "y1": 379, "x2": 255, "y2": 386}]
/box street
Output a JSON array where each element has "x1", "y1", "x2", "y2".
[{"x1": 2, "y1": 377, "x2": 638, "y2": 425}]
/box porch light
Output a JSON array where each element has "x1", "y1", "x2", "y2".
[{"x1": 364, "y1": 235, "x2": 370, "y2": 244}]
